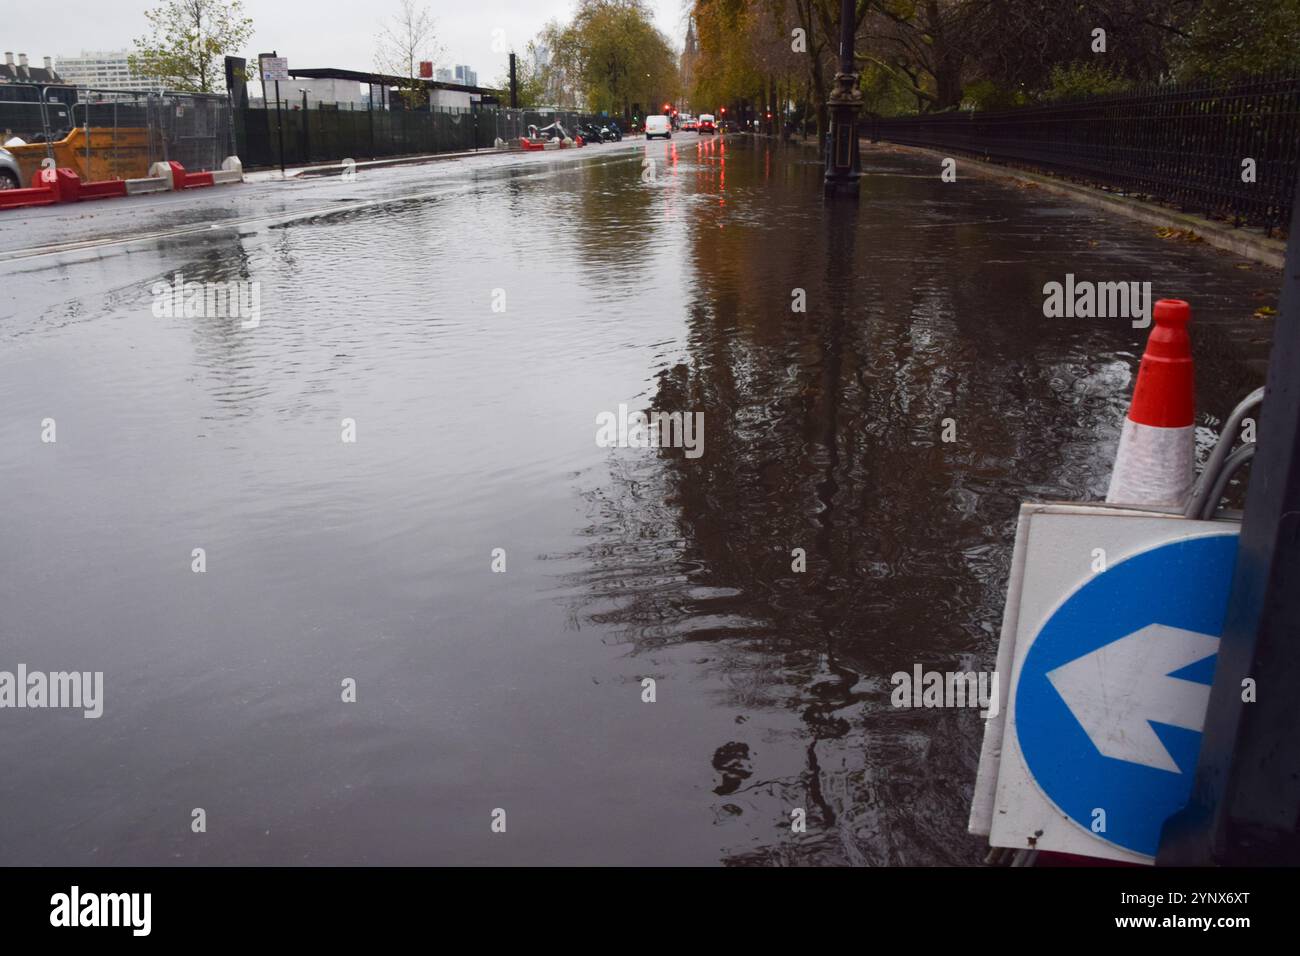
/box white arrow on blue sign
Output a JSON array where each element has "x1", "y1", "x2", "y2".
[
  {"x1": 1016, "y1": 533, "x2": 1237, "y2": 857},
  {"x1": 1047, "y1": 623, "x2": 1219, "y2": 773}
]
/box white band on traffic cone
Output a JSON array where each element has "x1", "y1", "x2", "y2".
[
  {"x1": 1104, "y1": 299, "x2": 1196, "y2": 509},
  {"x1": 1105, "y1": 418, "x2": 1195, "y2": 507}
]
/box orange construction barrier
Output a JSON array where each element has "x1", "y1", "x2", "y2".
[{"x1": 8, "y1": 126, "x2": 154, "y2": 186}]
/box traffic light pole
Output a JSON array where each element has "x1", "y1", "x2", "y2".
[{"x1": 1158, "y1": 175, "x2": 1300, "y2": 865}]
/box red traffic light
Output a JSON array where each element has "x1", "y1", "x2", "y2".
[{"x1": 720, "y1": 107, "x2": 726, "y2": 113}]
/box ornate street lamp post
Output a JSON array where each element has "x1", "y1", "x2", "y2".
[{"x1": 823, "y1": 0, "x2": 862, "y2": 197}]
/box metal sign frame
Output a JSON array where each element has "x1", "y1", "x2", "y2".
[{"x1": 259, "y1": 56, "x2": 289, "y2": 83}]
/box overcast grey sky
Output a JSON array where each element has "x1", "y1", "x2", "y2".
[{"x1": 9, "y1": 0, "x2": 690, "y2": 86}]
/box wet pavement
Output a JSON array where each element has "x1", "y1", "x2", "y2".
[
  {"x1": 0, "y1": 136, "x2": 1279, "y2": 865},
  {"x1": 0, "y1": 140, "x2": 649, "y2": 259}
]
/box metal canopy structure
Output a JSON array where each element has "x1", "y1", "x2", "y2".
[{"x1": 283, "y1": 67, "x2": 499, "y2": 106}]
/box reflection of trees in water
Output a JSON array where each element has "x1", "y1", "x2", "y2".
[{"x1": 565, "y1": 145, "x2": 1167, "y2": 864}]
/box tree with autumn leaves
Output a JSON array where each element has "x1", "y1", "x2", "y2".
[
  {"x1": 539, "y1": 0, "x2": 680, "y2": 118},
  {"x1": 690, "y1": 0, "x2": 1300, "y2": 142}
]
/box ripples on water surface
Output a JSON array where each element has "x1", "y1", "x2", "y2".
[{"x1": 0, "y1": 139, "x2": 1274, "y2": 864}]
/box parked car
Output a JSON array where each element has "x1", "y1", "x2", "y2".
[
  {"x1": 644, "y1": 114, "x2": 672, "y2": 140},
  {"x1": 0, "y1": 147, "x2": 22, "y2": 189},
  {"x1": 698, "y1": 114, "x2": 716, "y2": 134}
]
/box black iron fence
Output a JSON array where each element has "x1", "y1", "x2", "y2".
[
  {"x1": 869, "y1": 72, "x2": 1300, "y2": 235},
  {"x1": 235, "y1": 105, "x2": 611, "y2": 168}
]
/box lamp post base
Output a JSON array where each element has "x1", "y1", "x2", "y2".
[{"x1": 823, "y1": 70, "x2": 863, "y2": 198}]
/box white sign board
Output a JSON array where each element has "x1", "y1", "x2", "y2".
[
  {"x1": 260, "y1": 57, "x2": 289, "y2": 83},
  {"x1": 969, "y1": 502, "x2": 1240, "y2": 864}
]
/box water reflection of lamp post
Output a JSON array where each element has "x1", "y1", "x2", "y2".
[{"x1": 823, "y1": 0, "x2": 862, "y2": 197}]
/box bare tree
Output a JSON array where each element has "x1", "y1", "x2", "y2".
[{"x1": 375, "y1": 0, "x2": 442, "y2": 105}]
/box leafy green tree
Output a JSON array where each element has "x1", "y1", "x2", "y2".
[
  {"x1": 1176, "y1": 0, "x2": 1300, "y2": 80},
  {"x1": 537, "y1": 19, "x2": 583, "y2": 108},
  {"x1": 963, "y1": 0, "x2": 1197, "y2": 102},
  {"x1": 548, "y1": 0, "x2": 680, "y2": 117},
  {"x1": 1040, "y1": 62, "x2": 1132, "y2": 102},
  {"x1": 129, "y1": 0, "x2": 254, "y2": 93}
]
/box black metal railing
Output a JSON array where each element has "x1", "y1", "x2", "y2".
[{"x1": 868, "y1": 71, "x2": 1300, "y2": 235}]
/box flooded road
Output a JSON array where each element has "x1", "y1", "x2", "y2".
[{"x1": 0, "y1": 137, "x2": 1276, "y2": 865}]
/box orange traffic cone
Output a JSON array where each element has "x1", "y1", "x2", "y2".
[{"x1": 1105, "y1": 299, "x2": 1196, "y2": 508}]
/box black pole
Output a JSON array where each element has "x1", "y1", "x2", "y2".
[
  {"x1": 509, "y1": 52, "x2": 518, "y2": 109},
  {"x1": 268, "y1": 50, "x2": 286, "y2": 179},
  {"x1": 301, "y1": 89, "x2": 309, "y2": 164},
  {"x1": 1158, "y1": 173, "x2": 1300, "y2": 866},
  {"x1": 274, "y1": 80, "x2": 285, "y2": 177},
  {"x1": 258, "y1": 52, "x2": 287, "y2": 178},
  {"x1": 823, "y1": 0, "x2": 861, "y2": 197}
]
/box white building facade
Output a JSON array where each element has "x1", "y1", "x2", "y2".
[{"x1": 54, "y1": 51, "x2": 156, "y2": 91}]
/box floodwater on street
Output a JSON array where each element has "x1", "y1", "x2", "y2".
[{"x1": 0, "y1": 137, "x2": 1277, "y2": 865}]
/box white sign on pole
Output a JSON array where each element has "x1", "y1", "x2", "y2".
[
  {"x1": 969, "y1": 502, "x2": 1240, "y2": 864},
  {"x1": 260, "y1": 57, "x2": 289, "y2": 83}
]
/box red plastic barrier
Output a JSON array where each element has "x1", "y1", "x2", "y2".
[
  {"x1": 0, "y1": 166, "x2": 76, "y2": 209},
  {"x1": 159, "y1": 161, "x2": 216, "y2": 189},
  {"x1": 0, "y1": 158, "x2": 239, "y2": 211},
  {"x1": 80, "y1": 179, "x2": 129, "y2": 200},
  {"x1": 0, "y1": 183, "x2": 57, "y2": 209},
  {"x1": 50, "y1": 167, "x2": 81, "y2": 202},
  {"x1": 0, "y1": 167, "x2": 128, "y2": 209}
]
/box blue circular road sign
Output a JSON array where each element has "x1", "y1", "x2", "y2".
[{"x1": 1016, "y1": 533, "x2": 1239, "y2": 857}]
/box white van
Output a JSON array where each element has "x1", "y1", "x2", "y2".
[{"x1": 644, "y1": 115, "x2": 672, "y2": 140}]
